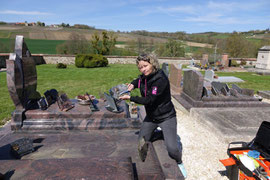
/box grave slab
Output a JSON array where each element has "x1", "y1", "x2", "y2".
[
  {"x1": 212, "y1": 76, "x2": 244, "y2": 83},
  {"x1": 190, "y1": 107, "x2": 270, "y2": 141},
  {"x1": 258, "y1": 91, "x2": 270, "y2": 100}
]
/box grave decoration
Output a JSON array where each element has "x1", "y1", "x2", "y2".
[
  {"x1": 172, "y1": 70, "x2": 270, "y2": 111},
  {"x1": 103, "y1": 84, "x2": 130, "y2": 113}
]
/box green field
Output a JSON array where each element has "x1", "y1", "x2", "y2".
[
  {"x1": 24, "y1": 39, "x2": 66, "y2": 54},
  {"x1": 0, "y1": 31, "x2": 10, "y2": 38},
  {"x1": 0, "y1": 38, "x2": 66, "y2": 54}
]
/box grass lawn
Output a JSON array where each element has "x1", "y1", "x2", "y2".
[
  {"x1": 215, "y1": 71, "x2": 270, "y2": 92},
  {"x1": 1, "y1": 64, "x2": 270, "y2": 126}
]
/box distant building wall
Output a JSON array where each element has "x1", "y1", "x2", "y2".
[{"x1": 256, "y1": 49, "x2": 270, "y2": 69}]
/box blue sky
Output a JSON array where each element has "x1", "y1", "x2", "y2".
[{"x1": 1, "y1": 0, "x2": 270, "y2": 33}]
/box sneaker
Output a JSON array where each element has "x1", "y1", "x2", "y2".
[
  {"x1": 178, "y1": 163, "x2": 187, "y2": 178},
  {"x1": 138, "y1": 137, "x2": 148, "y2": 162}
]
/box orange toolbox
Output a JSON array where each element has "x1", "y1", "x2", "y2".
[{"x1": 220, "y1": 121, "x2": 270, "y2": 180}]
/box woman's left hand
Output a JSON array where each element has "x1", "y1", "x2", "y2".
[{"x1": 119, "y1": 95, "x2": 131, "y2": 100}]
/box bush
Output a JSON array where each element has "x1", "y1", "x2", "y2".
[
  {"x1": 56, "y1": 63, "x2": 67, "y2": 69},
  {"x1": 240, "y1": 61, "x2": 247, "y2": 66},
  {"x1": 231, "y1": 60, "x2": 239, "y2": 67},
  {"x1": 75, "y1": 54, "x2": 87, "y2": 68},
  {"x1": 75, "y1": 54, "x2": 108, "y2": 68}
]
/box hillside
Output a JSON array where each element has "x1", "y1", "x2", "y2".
[
  {"x1": 0, "y1": 25, "x2": 269, "y2": 56},
  {"x1": 0, "y1": 25, "x2": 215, "y2": 47}
]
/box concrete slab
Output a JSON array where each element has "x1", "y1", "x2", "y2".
[
  {"x1": 213, "y1": 76, "x2": 244, "y2": 83},
  {"x1": 189, "y1": 107, "x2": 270, "y2": 141},
  {"x1": 258, "y1": 91, "x2": 270, "y2": 100}
]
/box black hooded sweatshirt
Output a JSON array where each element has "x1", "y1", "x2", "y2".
[{"x1": 130, "y1": 69, "x2": 176, "y2": 122}]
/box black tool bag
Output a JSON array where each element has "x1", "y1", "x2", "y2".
[
  {"x1": 10, "y1": 138, "x2": 34, "y2": 159},
  {"x1": 248, "y1": 121, "x2": 270, "y2": 158}
]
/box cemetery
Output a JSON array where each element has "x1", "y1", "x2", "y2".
[{"x1": 0, "y1": 35, "x2": 269, "y2": 179}]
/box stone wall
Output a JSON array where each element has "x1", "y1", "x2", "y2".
[
  {"x1": 0, "y1": 54, "x2": 197, "y2": 67},
  {"x1": 43, "y1": 55, "x2": 197, "y2": 65}
]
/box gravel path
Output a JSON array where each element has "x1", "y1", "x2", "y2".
[
  {"x1": 176, "y1": 108, "x2": 229, "y2": 180},
  {"x1": 174, "y1": 98, "x2": 270, "y2": 180}
]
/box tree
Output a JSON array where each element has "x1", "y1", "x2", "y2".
[
  {"x1": 36, "y1": 21, "x2": 45, "y2": 26},
  {"x1": 225, "y1": 32, "x2": 248, "y2": 57},
  {"x1": 56, "y1": 33, "x2": 91, "y2": 54},
  {"x1": 137, "y1": 37, "x2": 145, "y2": 54},
  {"x1": 91, "y1": 31, "x2": 117, "y2": 55},
  {"x1": 156, "y1": 39, "x2": 185, "y2": 57}
]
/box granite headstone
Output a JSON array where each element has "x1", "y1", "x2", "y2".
[{"x1": 182, "y1": 70, "x2": 204, "y2": 101}]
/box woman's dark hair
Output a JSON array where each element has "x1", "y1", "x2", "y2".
[{"x1": 136, "y1": 53, "x2": 160, "y2": 72}]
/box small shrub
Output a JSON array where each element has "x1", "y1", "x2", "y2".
[
  {"x1": 75, "y1": 54, "x2": 87, "y2": 68},
  {"x1": 240, "y1": 61, "x2": 247, "y2": 66},
  {"x1": 231, "y1": 60, "x2": 239, "y2": 67},
  {"x1": 75, "y1": 54, "x2": 108, "y2": 68},
  {"x1": 56, "y1": 63, "x2": 67, "y2": 69}
]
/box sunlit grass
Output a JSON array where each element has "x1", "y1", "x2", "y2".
[{"x1": 1, "y1": 64, "x2": 270, "y2": 126}]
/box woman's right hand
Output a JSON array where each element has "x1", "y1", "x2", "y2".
[{"x1": 127, "y1": 84, "x2": 134, "y2": 91}]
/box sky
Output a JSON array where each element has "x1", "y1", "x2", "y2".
[{"x1": 0, "y1": 0, "x2": 270, "y2": 33}]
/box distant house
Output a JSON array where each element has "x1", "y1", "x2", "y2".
[
  {"x1": 15, "y1": 22, "x2": 36, "y2": 26},
  {"x1": 15, "y1": 22, "x2": 25, "y2": 26},
  {"x1": 27, "y1": 22, "x2": 36, "y2": 26},
  {"x1": 256, "y1": 46, "x2": 270, "y2": 69},
  {"x1": 50, "y1": 24, "x2": 59, "y2": 28}
]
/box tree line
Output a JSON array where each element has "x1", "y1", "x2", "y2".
[{"x1": 55, "y1": 30, "x2": 186, "y2": 57}]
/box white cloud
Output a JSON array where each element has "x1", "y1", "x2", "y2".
[
  {"x1": 157, "y1": 6, "x2": 196, "y2": 14},
  {"x1": 0, "y1": 10, "x2": 52, "y2": 15}
]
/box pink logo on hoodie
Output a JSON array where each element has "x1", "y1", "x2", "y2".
[{"x1": 152, "y1": 86, "x2": 157, "y2": 95}]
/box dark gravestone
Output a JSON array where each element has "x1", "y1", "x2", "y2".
[
  {"x1": 104, "y1": 92, "x2": 123, "y2": 113},
  {"x1": 231, "y1": 84, "x2": 254, "y2": 97},
  {"x1": 162, "y1": 62, "x2": 169, "y2": 77},
  {"x1": 173, "y1": 70, "x2": 270, "y2": 110},
  {"x1": 232, "y1": 84, "x2": 242, "y2": 94},
  {"x1": 242, "y1": 89, "x2": 254, "y2": 97},
  {"x1": 211, "y1": 86, "x2": 218, "y2": 96},
  {"x1": 211, "y1": 82, "x2": 229, "y2": 93},
  {"x1": 202, "y1": 86, "x2": 208, "y2": 97},
  {"x1": 220, "y1": 87, "x2": 229, "y2": 96},
  {"x1": 230, "y1": 88, "x2": 239, "y2": 97},
  {"x1": 6, "y1": 35, "x2": 41, "y2": 110},
  {"x1": 169, "y1": 64, "x2": 182, "y2": 95},
  {"x1": 183, "y1": 70, "x2": 204, "y2": 101}
]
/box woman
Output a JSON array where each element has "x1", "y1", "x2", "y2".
[{"x1": 119, "y1": 53, "x2": 187, "y2": 178}]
